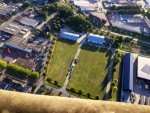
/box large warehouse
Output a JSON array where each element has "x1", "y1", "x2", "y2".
[
  {"x1": 87, "y1": 34, "x2": 105, "y2": 45},
  {"x1": 60, "y1": 32, "x2": 80, "y2": 41},
  {"x1": 137, "y1": 56, "x2": 150, "y2": 81},
  {"x1": 123, "y1": 53, "x2": 134, "y2": 92},
  {"x1": 122, "y1": 53, "x2": 150, "y2": 92},
  {"x1": 19, "y1": 17, "x2": 39, "y2": 28}
]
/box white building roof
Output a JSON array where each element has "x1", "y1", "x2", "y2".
[
  {"x1": 87, "y1": 34, "x2": 105, "y2": 44},
  {"x1": 74, "y1": 1, "x2": 90, "y2": 6},
  {"x1": 61, "y1": 32, "x2": 80, "y2": 41},
  {"x1": 19, "y1": 17, "x2": 38, "y2": 27},
  {"x1": 137, "y1": 56, "x2": 150, "y2": 80}
]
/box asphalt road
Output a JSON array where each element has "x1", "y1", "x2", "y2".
[
  {"x1": 105, "y1": 48, "x2": 115, "y2": 100},
  {"x1": 36, "y1": 12, "x2": 58, "y2": 30}
]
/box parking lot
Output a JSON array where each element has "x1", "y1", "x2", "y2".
[
  {"x1": 0, "y1": 31, "x2": 12, "y2": 43},
  {"x1": 111, "y1": 14, "x2": 150, "y2": 33}
]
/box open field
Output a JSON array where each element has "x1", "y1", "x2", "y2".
[
  {"x1": 46, "y1": 39, "x2": 79, "y2": 85},
  {"x1": 1, "y1": 90, "x2": 150, "y2": 113},
  {"x1": 67, "y1": 45, "x2": 112, "y2": 99}
]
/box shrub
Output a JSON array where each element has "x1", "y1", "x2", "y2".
[
  {"x1": 112, "y1": 86, "x2": 118, "y2": 93},
  {"x1": 49, "y1": 50, "x2": 53, "y2": 54},
  {"x1": 0, "y1": 60, "x2": 7, "y2": 69},
  {"x1": 54, "y1": 80, "x2": 58, "y2": 85},
  {"x1": 70, "y1": 88, "x2": 75, "y2": 93},
  {"x1": 41, "y1": 87, "x2": 46, "y2": 93},
  {"x1": 113, "y1": 67, "x2": 116, "y2": 72},
  {"x1": 46, "y1": 60, "x2": 49, "y2": 64},
  {"x1": 87, "y1": 93, "x2": 91, "y2": 98},
  {"x1": 47, "y1": 78, "x2": 52, "y2": 83},
  {"x1": 111, "y1": 82, "x2": 115, "y2": 87},
  {"x1": 29, "y1": 71, "x2": 40, "y2": 79},
  {"x1": 95, "y1": 96, "x2": 99, "y2": 100},
  {"x1": 114, "y1": 79, "x2": 118, "y2": 85},
  {"x1": 78, "y1": 89, "x2": 82, "y2": 95}
]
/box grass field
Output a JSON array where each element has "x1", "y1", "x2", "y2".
[
  {"x1": 46, "y1": 39, "x2": 79, "y2": 85},
  {"x1": 111, "y1": 62, "x2": 120, "y2": 101},
  {"x1": 67, "y1": 45, "x2": 112, "y2": 99}
]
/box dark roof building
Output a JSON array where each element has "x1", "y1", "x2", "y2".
[
  {"x1": 123, "y1": 53, "x2": 134, "y2": 91},
  {"x1": 14, "y1": 58, "x2": 36, "y2": 70}
]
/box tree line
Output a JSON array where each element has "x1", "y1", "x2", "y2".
[
  {"x1": 109, "y1": 5, "x2": 150, "y2": 19},
  {"x1": 58, "y1": 6, "x2": 92, "y2": 32},
  {"x1": 0, "y1": 60, "x2": 39, "y2": 79}
]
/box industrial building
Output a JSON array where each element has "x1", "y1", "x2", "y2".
[
  {"x1": 61, "y1": 32, "x2": 80, "y2": 41},
  {"x1": 5, "y1": 36, "x2": 32, "y2": 53},
  {"x1": 79, "y1": 6, "x2": 96, "y2": 12},
  {"x1": 0, "y1": 22, "x2": 31, "y2": 38},
  {"x1": 122, "y1": 53, "x2": 150, "y2": 104},
  {"x1": 72, "y1": 0, "x2": 98, "y2": 12},
  {"x1": 87, "y1": 34, "x2": 105, "y2": 45},
  {"x1": 5, "y1": 35, "x2": 46, "y2": 53},
  {"x1": 0, "y1": 3, "x2": 17, "y2": 16},
  {"x1": 19, "y1": 17, "x2": 39, "y2": 28},
  {"x1": 122, "y1": 53, "x2": 150, "y2": 92},
  {"x1": 111, "y1": 15, "x2": 150, "y2": 36},
  {"x1": 122, "y1": 53, "x2": 134, "y2": 92},
  {"x1": 137, "y1": 56, "x2": 150, "y2": 81}
]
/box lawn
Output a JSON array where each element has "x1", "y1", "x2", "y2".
[
  {"x1": 46, "y1": 39, "x2": 79, "y2": 85},
  {"x1": 67, "y1": 45, "x2": 112, "y2": 99}
]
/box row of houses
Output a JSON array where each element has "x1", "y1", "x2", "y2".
[{"x1": 60, "y1": 32, "x2": 105, "y2": 45}]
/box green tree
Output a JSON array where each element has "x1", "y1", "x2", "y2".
[
  {"x1": 58, "y1": 6, "x2": 73, "y2": 18},
  {"x1": 95, "y1": 96, "x2": 99, "y2": 100},
  {"x1": 45, "y1": 25, "x2": 51, "y2": 32},
  {"x1": 87, "y1": 93, "x2": 91, "y2": 98},
  {"x1": 112, "y1": 86, "x2": 118, "y2": 93},
  {"x1": 7, "y1": 64, "x2": 30, "y2": 78},
  {"x1": 67, "y1": 15, "x2": 92, "y2": 32},
  {"x1": 30, "y1": 71, "x2": 40, "y2": 79},
  {"x1": 114, "y1": 79, "x2": 118, "y2": 85},
  {"x1": 47, "y1": 78, "x2": 52, "y2": 83},
  {"x1": 0, "y1": 60, "x2": 7, "y2": 69},
  {"x1": 54, "y1": 80, "x2": 58, "y2": 85},
  {"x1": 70, "y1": 88, "x2": 75, "y2": 93},
  {"x1": 78, "y1": 89, "x2": 82, "y2": 96},
  {"x1": 22, "y1": 1, "x2": 31, "y2": 9},
  {"x1": 44, "y1": 12, "x2": 48, "y2": 21}
]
